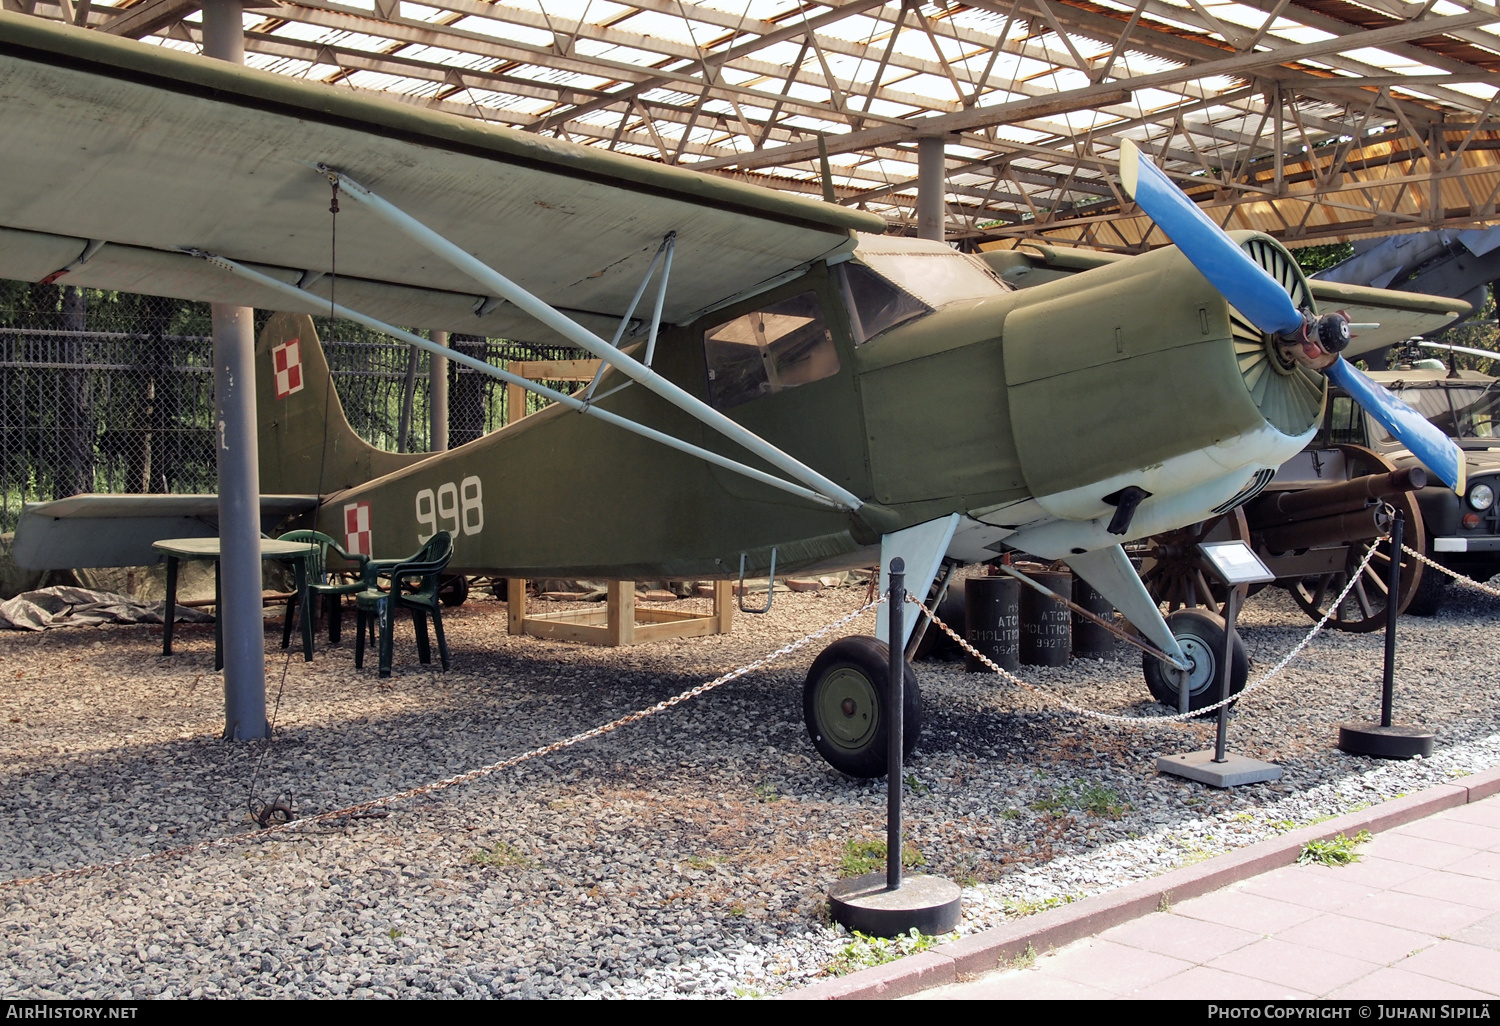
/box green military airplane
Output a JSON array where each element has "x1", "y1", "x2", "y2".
[{"x1": 2, "y1": 12, "x2": 1470, "y2": 776}]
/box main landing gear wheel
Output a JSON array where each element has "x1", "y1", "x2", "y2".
[
  {"x1": 803, "y1": 636, "x2": 922, "y2": 779},
  {"x1": 1143, "y1": 608, "x2": 1249, "y2": 715},
  {"x1": 1289, "y1": 445, "x2": 1426, "y2": 633},
  {"x1": 439, "y1": 574, "x2": 470, "y2": 607}
]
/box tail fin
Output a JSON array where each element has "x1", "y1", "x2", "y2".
[{"x1": 256, "y1": 312, "x2": 426, "y2": 495}]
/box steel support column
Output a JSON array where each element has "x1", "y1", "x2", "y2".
[
  {"x1": 205, "y1": 0, "x2": 268, "y2": 740},
  {"x1": 917, "y1": 136, "x2": 946, "y2": 243},
  {"x1": 429, "y1": 330, "x2": 449, "y2": 453}
]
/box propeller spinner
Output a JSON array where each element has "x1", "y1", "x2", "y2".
[{"x1": 1119, "y1": 139, "x2": 1466, "y2": 495}]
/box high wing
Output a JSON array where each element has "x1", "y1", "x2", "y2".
[
  {"x1": 0, "y1": 12, "x2": 883, "y2": 348},
  {"x1": 1306, "y1": 280, "x2": 1471, "y2": 358}
]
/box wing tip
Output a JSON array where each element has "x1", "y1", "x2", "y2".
[{"x1": 1120, "y1": 138, "x2": 1139, "y2": 200}]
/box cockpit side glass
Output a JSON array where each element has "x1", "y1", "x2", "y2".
[
  {"x1": 834, "y1": 262, "x2": 930, "y2": 345},
  {"x1": 1450, "y1": 383, "x2": 1500, "y2": 439},
  {"x1": 1322, "y1": 395, "x2": 1365, "y2": 446},
  {"x1": 1373, "y1": 383, "x2": 1461, "y2": 443},
  {"x1": 703, "y1": 291, "x2": 840, "y2": 410}
]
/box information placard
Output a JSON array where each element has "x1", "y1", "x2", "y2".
[{"x1": 1198, "y1": 540, "x2": 1276, "y2": 586}]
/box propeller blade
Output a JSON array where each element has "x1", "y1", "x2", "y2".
[
  {"x1": 1326, "y1": 357, "x2": 1466, "y2": 494},
  {"x1": 1419, "y1": 340, "x2": 1500, "y2": 361},
  {"x1": 1119, "y1": 139, "x2": 1304, "y2": 336}
]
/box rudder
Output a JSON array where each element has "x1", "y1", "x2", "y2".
[{"x1": 256, "y1": 312, "x2": 426, "y2": 495}]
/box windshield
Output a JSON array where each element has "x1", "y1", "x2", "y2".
[{"x1": 1375, "y1": 381, "x2": 1500, "y2": 443}]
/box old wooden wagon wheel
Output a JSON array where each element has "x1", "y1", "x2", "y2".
[
  {"x1": 1288, "y1": 445, "x2": 1425, "y2": 633},
  {"x1": 1138, "y1": 508, "x2": 1252, "y2": 618}
]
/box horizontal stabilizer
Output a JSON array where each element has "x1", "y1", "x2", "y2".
[{"x1": 12, "y1": 494, "x2": 319, "y2": 570}]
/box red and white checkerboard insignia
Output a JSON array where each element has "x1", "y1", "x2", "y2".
[
  {"x1": 344, "y1": 501, "x2": 372, "y2": 556},
  {"x1": 272, "y1": 339, "x2": 305, "y2": 399}
]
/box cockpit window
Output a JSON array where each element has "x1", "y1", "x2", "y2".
[
  {"x1": 835, "y1": 261, "x2": 930, "y2": 345},
  {"x1": 703, "y1": 291, "x2": 840, "y2": 410},
  {"x1": 850, "y1": 234, "x2": 1009, "y2": 310},
  {"x1": 1371, "y1": 381, "x2": 1500, "y2": 444}
]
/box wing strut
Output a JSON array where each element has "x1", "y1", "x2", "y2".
[
  {"x1": 314, "y1": 166, "x2": 864, "y2": 512},
  {"x1": 187, "y1": 250, "x2": 848, "y2": 512},
  {"x1": 581, "y1": 231, "x2": 675, "y2": 403}
]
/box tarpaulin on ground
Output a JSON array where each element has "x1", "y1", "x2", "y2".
[{"x1": 0, "y1": 586, "x2": 213, "y2": 631}]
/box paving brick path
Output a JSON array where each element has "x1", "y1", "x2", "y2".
[{"x1": 916, "y1": 793, "x2": 1500, "y2": 999}]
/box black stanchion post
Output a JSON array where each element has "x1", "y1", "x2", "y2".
[
  {"x1": 1213, "y1": 586, "x2": 1240, "y2": 764},
  {"x1": 826, "y1": 556, "x2": 961, "y2": 937},
  {"x1": 887, "y1": 557, "x2": 905, "y2": 893},
  {"x1": 1339, "y1": 509, "x2": 1435, "y2": 758},
  {"x1": 1382, "y1": 511, "x2": 1402, "y2": 729}
]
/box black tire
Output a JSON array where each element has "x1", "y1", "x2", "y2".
[
  {"x1": 439, "y1": 575, "x2": 470, "y2": 607},
  {"x1": 804, "y1": 636, "x2": 922, "y2": 778},
  {"x1": 1404, "y1": 554, "x2": 1450, "y2": 617},
  {"x1": 1142, "y1": 608, "x2": 1249, "y2": 715}
]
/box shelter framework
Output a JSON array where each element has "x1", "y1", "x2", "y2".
[{"x1": 6, "y1": 0, "x2": 1500, "y2": 249}]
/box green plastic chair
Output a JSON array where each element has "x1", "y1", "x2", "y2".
[
  {"x1": 354, "y1": 531, "x2": 454, "y2": 678},
  {"x1": 278, "y1": 529, "x2": 370, "y2": 649}
]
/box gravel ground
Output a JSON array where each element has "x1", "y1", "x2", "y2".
[{"x1": 2, "y1": 576, "x2": 1499, "y2": 999}]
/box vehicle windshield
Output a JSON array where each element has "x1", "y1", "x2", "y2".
[{"x1": 1377, "y1": 381, "x2": 1500, "y2": 442}]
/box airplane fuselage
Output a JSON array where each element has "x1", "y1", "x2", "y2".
[{"x1": 258, "y1": 233, "x2": 1322, "y2": 578}]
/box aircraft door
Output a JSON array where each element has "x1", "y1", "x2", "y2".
[{"x1": 696, "y1": 268, "x2": 870, "y2": 505}]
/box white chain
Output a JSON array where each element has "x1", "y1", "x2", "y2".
[
  {"x1": 1402, "y1": 543, "x2": 1500, "y2": 598},
  {"x1": 910, "y1": 542, "x2": 1380, "y2": 727},
  {"x1": 1, "y1": 595, "x2": 886, "y2": 890}
]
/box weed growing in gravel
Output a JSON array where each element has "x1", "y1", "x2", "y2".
[
  {"x1": 728, "y1": 903, "x2": 747, "y2": 918},
  {"x1": 682, "y1": 855, "x2": 720, "y2": 871},
  {"x1": 952, "y1": 854, "x2": 983, "y2": 887},
  {"x1": 470, "y1": 841, "x2": 539, "y2": 869},
  {"x1": 732, "y1": 986, "x2": 767, "y2": 999},
  {"x1": 1170, "y1": 836, "x2": 1214, "y2": 865},
  {"x1": 1271, "y1": 818, "x2": 1297, "y2": 833},
  {"x1": 1028, "y1": 792, "x2": 1071, "y2": 815},
  {"x1": 1298, "y1": 831, "x2": 1371, "y2": 867},
  {"x1": 1078, "y1": 785, "x2": 1128, "y2": 818},
  {"x1": 1002, "y1": 893, "x2": 1080, "y2": 917},
  {"x1": 752, "y1": 784, "x2": 780, "y2": 803},
  {"x1": 825, "y1": 928, "x2": 950, "y2": 976},
  {"x1": 387, "y1": 928, "x2": 403, "y2": 941},
  {"x1": 1001, "y1": 809, "x2": 1023, "y2": 820},
  {"x1": 1029, "y1": 783, "x2": 1130, "y2": 819},
  {"x1": 841, "y1": 839, "x2": 924, "y2": 877},
  {"x1": 903, "y1": 774, "x2": 930, "y2": 795}
]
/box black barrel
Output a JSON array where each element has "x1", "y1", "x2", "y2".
[
  {"x1": 964, "y1": 575, "x2": 1019, "y2": 672},
  {"x1": 1072, "y1": 578, "x2": 1116, "y2": 659},
  {"x1": 1020, "y1": 567, "x2": 1072, "y2": 667}
]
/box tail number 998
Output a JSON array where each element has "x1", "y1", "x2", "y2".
[{"x1": 415, "y1": 476, "x2": 483, "y2": 542}]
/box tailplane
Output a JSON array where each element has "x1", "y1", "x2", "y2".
[{"x1": 256, "y1": 312, "x2": 426, "y2": 495}]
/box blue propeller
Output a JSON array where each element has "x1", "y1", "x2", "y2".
[
  {"x1": 1119, "y1": 139, "x2": 1466, "y2": 494},
  {"x1": 1325, "y1": 358, "x2": 1466, "y2": 496}
]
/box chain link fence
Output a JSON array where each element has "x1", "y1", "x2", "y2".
[{"x1": 0, "y1": 280, "x2": 587, "y2": 533}]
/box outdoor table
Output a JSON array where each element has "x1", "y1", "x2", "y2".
[{"x1": 153, "y1": 537, "x2": 318, "y2": 668}]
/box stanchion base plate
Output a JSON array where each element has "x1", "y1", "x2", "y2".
[
  {"x1": 1338, "y1": 722, "x2": 1434, "y2": 760},
  {"x1": 828, "y1": 872, "x2": 962, "y2": 938},
  {"x1": 1157, "y1": 750, "x2": 1283, "y2": 788}
]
